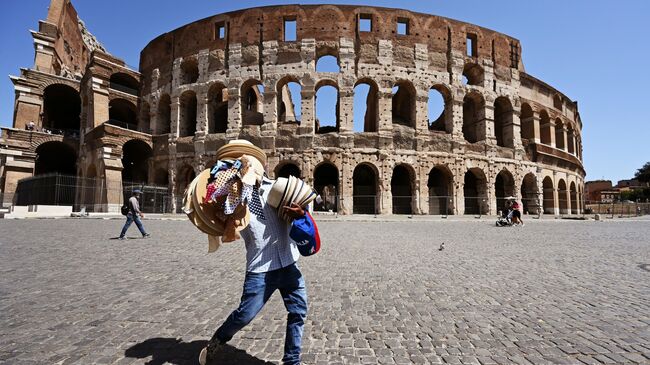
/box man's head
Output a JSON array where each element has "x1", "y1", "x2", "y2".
[{"x1": 132, "y1": 189, "x2": 142, "y2": 197}]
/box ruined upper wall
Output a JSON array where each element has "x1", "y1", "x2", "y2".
[{"x1": 139, "y1": 5, "x2": 523, "y2": 93}]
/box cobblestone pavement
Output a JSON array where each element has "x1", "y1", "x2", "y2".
[{"x1": 1, "y1": 217, "x2": 649, "y2": 365}]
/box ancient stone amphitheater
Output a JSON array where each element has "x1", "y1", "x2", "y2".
[{"x1": 1, "y1": 1, "x2": 585, "y2": 216}]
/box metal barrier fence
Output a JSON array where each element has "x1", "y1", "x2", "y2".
[
  {"x1": 584, "y1": 201, "x2": 650, "y2": 218},
  {"x1": 13, "y1": 174, "x2": 171, "y2": 213}
]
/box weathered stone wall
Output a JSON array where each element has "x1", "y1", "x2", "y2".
[{"x1": 136, "y1": 5, "x2": 584, "y2": 215}]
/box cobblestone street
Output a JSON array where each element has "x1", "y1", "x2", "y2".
[{"x1": 1, "y1": 217, "x2": 649, "y2": 365}]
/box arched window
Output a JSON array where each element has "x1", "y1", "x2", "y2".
[
  {"x1": 208, "y1": 83, "x2": 228, "y2": 133},
  {"x1": 462, "y1": 63, "x2": 484, "y2": 86},
  {"x1": 428, "y1": 166, "x2": 453, "y2": 215},
  {"x1": 314, "y1": 163, "x2": 339, "y2": 212},
  {"x1": 156, "y1": 94, "x2": 171, "y2": 134},
  {"x1": 315, "y1": 82, "x2": 339, "y2": 133},
  {"x1": 542, "y1": 177, "x2": 555, "y2": 214},
  {"x1": 495, "y1": 169, "x2": 515, "y2": 212},
  {"x1": 122, "y1": 139, "x2": 153, "y2": 184},
  {"x1": 521, "y1": 173, "x2": 539, "y2": 214},
  {"x1": 391, "y1": 81, "x2": 416, "y2": 128},
  {"x1": 494, "y1": 97, "x2": 514, "y2": 147},
  {"x1": 520, "y1": 103, "x2": 534, "y2": 141},
  {"x1": 109, "y1": 73, "x2": 139, "y2": 95},
  {"x1": 180, "y1": 58, "x2": 199, "y2": 84},
  {"x1": 277, "y1": 78, "x2": 302, "y2": 123},
  {"x1": 570, "y1": 182, "x2": 578, "y2": 214},
  {"x1": 558, "y1": 179, "x2": 568, "y2": 214},
  {"x1": 464, "y1": 168, "x2": 488, "y2": 215},
  {"x1": 353, "y1": 164, "x2": 378, "y2": 214},
  {"x1": 567, "y1": 126, "x2": 575, "y2": 155},
  {"x1": 353, "y1": 79, "x2": 379, "y2": 132},
  {"x1": 34, "y1": 141, "x2": 77, "y2": 176},
  {"x1": 540, "y1": 110, "x2": 552, "y2": 145},
  {"x1": 276, "y1": 163, "x2": 301, "y2": 179},
  {"x1": 316, "y1": 55, "x2": 340, "y2": 73},
  {"x1": 391, "y1": 164, "x2": 414, "y2": 214},
  {"x1": 140, "y1": 101, "x2": 151, "y2": 133},
  {"x1": 462, "y1": 92, "x2": 485, "y2": 143},
  {"x1": 555, "y1": 119, "x2": 565, "y2": 150},
  {"x1": 428, "y1": 86, "x2": 450, "y2": 132},
  {"x1": 241, "y1": 80, "x2": 264, "y2": 126},
  {"x1": 42, "y1": 84, "x2": 81, "y2": 131},
  {"x1": 179, "y1": 91, "x2": 197, "y2": 137},
  {"x1": 108, "y1": 98, "x2": 138, "y2": 129}
]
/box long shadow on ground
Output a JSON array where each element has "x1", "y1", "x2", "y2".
[{"x1": 124, "y1": 337, "x2": 274, "y2": 365}]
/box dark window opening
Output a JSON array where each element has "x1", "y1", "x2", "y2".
[
  {"x1": 467, "y1": 33, "x2": 477, "y2": 57},
  {"x1": 215, "y1": 22, "x2": 226, "y2": 40}
]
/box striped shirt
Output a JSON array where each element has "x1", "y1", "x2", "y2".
[{"x1": 240, "y1": 177, "x2": 300, "y2": 273}]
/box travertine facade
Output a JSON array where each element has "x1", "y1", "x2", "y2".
[{"x1": 1, "y1": 1, "x2": 585, "y2": 215}]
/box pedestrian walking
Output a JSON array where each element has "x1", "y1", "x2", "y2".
[
  {"x1": 118, "y1": 189, "x2": 150, "y2": 240},
  {"x1": 198, "y1": 140, "x2": 320, "y2": 365}
]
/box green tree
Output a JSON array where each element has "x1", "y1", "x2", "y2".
[{"x1": 634, "y1": 162, "x2": 650, "y2": 183}]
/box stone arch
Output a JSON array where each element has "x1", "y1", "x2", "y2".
[
  {"x1": 520, "y1": 102, "x2": 534, "y2": 141},
  {"x1": 34, "y1": 141, "x2": 77, "y2": 176},
  {"x1": 567, "y1": 125, "x2": 575, "y2": 155},
  {"x1": 553, "y1": 94, "x2": 563, "y2": 111},
  {"x1": 316, "y1": 54, "x2": 340, "y2": 73},
  {"x1": 463, "y1": 91, "x2": 485, "y2": 143},
  {"x1": 542, "y1": 176, "x2": 555, "y2": 214},
  {"x1": 391, "y1": 80, "x2": 416, "y2": 128},
  {"x1": 391, "y1": 163, "x2": 415, "y2": 214},
  {"x1": 428, "y1": 165, "x2": 454, "y2": 215},
  {"x1": 179, "y1": 90, "x2": 197, "y2": 137},
  {"x1": 313, "y1": 162, "x2": 339, "y2": 212},
  {"x1": 110, "y1": 72, "x2": 140, "y2": 94},
  {"x1": 156, "y1": 94, "x2": 171, "y2": 134},
  {"x1": 494, "y1": 96, "x2": 514, "y2": 147},
  {"x1": 315, "y1": 80, "x2": 339, "y2": 133},
  {"x1": 428, "y1": 84, "x2": 452, "y2": 133},
  {"x1": 275, "y1": 162, "x2": 301, "y2": 179},
  {"x1": 108, "y1": 98, "x2": 138, "y2": 129},
  {"x1": 464, "y1": 167, "x2": 488, "y2": 214},
  {"x1": 558, "y1": 178, "x2": 568, "y2": 214},
  {"x1": 495, "y1": 168, "x2": 516, "y2": 212},
  {"x1": 208, "y1": 82, "x2": 228, "y2": 133},
  {"x1": 176, "y1": 164, "x2": 196, "y2": 195},
  {"x1": 276, "y1": 76, "x2": 302, "y2": 123},
  {"x1": 353, "y1": 78, "x2": 379, "y2": 132},
  {"x1": 540, "y1": 109, "x2": 552, "y2": 145},
  {"x1": 554, "y1": 118, "x2": 565, "y2": 150},
  {"x1": 462, "y1": 63, "x2": 484, "y2": 86},
  {"x1": 42, "y1": 84, "x2": 81, "y2": 131},
  {"x1": 241, "y1": 79, "x2": 264, "y2": 126},
  {"x1": 180, "y1": 58, "x2": 199, "y2": 84},
  {"x1": 521, "y1": 172, "x2": 539, "y2": 214},
  {"x1": 122, "y1": 139, "x2": 153, "y2": 184},
  {"x1": 353, "y1": 163, "x2": 379, "y2": 214},
  {"x1": 570, "y1": 181, "x2": 578, "y2": 214}
]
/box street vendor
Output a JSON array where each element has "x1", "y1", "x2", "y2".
[{"x1": 198, "y1": 139, "x2": 320, "y2": 365}]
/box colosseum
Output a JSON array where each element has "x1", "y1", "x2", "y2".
[{"x1": 0, "y1": 0, "x2": 585, "y2": 216}]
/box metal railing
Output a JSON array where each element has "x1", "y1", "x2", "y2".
[
  {"x1": 13, "y1": 173, "x2": 170, "y2": 213},
  {"x1": 584, "y1": 200, "x2": 649, "y2": 218}
]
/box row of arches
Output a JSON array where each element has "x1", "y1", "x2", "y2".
[
  {"x1": 170, "y1": 160, "x2": 582, "y2": 216},
  {"x1": 520, "y1": 103, "x2": 581, "y2": 157},
  {"x1": 154, "y1": 79, "x2": 521, "y2": 147}
]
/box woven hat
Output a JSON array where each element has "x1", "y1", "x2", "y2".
[
  {"x1": 216, "y1": 139, "x2": 267, "y2": 166},
  {"x1": 190, "y1": 169, "x2": 226, "y2": 235},
  {"x1": 267, "y1": 176, "x2": 318, "y2": 221}
]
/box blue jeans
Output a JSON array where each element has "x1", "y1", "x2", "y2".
[
  {"x1": 213, "y1": 263, "x2": 307, "y2": 365},
  {"x1": 119, "y1": 213, "x2": 147, "y2": 238}
]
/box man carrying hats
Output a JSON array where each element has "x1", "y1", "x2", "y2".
[
  {"x1": 118, "y1": 189, "x2": 150, "y2": 240},
  {"x1": 200, "y1": 140, "x2": 310, "y2": 365}
]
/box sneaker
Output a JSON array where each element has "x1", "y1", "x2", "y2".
[
  {"x1": 199, "y1": 341, "x2": 224, "y2": 365},
  {"x1": 142, "y1": 233, "x2": 151, "y2": 238},
  {"x1": 118, "y1": 236, "x2": 126, "y2": 240}
]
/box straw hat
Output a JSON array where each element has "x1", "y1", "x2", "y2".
[
  {"x1": 267, "y1": 176, "x2": 318, "y2": 221},
  {"x1": 192, "y1": 169, "x2": 227, "y2": 234},
  {"x1": 216, "y1": 139, "x2": 267, "y2": 166}
]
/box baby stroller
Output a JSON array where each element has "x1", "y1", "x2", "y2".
[
  {"x1": 495, "y1": 197, "x2": 517, "y2": 227},
  {"x1": 496, "y1": 209, "x2": 513, "y2": 227}
]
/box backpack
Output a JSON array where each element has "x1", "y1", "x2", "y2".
[{"x1": 121, "y1": 204, "x2": 130, "y2": 216}]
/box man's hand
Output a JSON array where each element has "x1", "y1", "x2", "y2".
[
  {"x1": 140, "y1": 213, "x2": 145, "y2": 218},
  {"x1": 283, "y1": 202, "x2": 305, "y2": 219}
]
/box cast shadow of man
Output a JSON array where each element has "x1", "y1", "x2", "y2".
[{"x1": 124, "y1": 337, "x2": 274, "y2": 365}]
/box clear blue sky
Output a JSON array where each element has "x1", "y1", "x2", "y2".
[{"x1": 1, "y1": 0, "x2": 648, "y2": 183}]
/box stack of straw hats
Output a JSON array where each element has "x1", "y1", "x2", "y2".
[
  {"x1": 183, "y1": 139, "x2": 265, "y2": 251},
  {"x1": 267, "y1": 175, "x2": 318, "y2": 221}
]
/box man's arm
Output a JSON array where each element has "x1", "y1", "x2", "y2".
[{"x1": 283, "y1": 202, "x2": 305, "y2": 219}]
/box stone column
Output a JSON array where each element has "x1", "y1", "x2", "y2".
[
  {"x1": 481, "y1": 98, "x2": 495, "y2": 144},
  {"x1": 300, "y1": 87, "x2": 315, "y2": 134},
  {"x1": 170, "y1": 98, "x2": 180, "y2": 138},
  {"x1": 261, "y1": 79, "x2": 277, "y2": 136},
  {"x1": 510, "y1": 107, "x2": 522, "y2": 149},
  {"x1": 418, "y1": 165, "x2": 430, "y2": 215},
  {"x1": 546, "y1": 119, "x2": 556, "y2": 148},
  {"x1": 226, "y1": 82, "x2": 241, "y2": 138},
  {"x1": 338, "y1": 87, "x2": 354, "y2": 133},
  {"x1": 196, "y1": 92, "x2": 209, "y2": 136},
  {"x1": 561, "y1": 126, "x2": 569, "y2": 152},
  {"x1": 531, "y1": 110, "x2": 541, "y2": 143}
]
